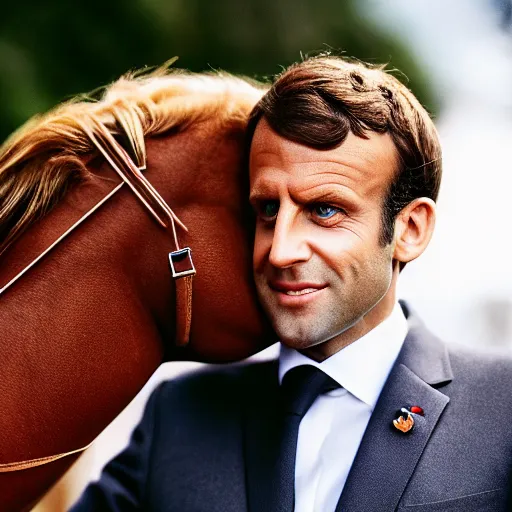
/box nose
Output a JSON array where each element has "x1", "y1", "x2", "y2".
[{"x1": 268, "y1": 208, "x2": 312, "y2": 268}]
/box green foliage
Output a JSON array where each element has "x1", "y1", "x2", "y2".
[{"x1": 0, "y1": 0, "x2": 436, "y2": 142}]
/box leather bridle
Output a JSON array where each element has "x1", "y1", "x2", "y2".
[{"x1": 0, "y1": 123, "x2": 195, "y2": 471}]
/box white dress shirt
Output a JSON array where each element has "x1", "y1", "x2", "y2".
[{"x1": 278, "y1": 302, "x2": 409, "y2": 512}]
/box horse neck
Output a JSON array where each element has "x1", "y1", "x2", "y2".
[{"x1": 0, "y1": 130, "x2": 178, "y2": 508}]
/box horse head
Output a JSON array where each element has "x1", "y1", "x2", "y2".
[{"x1": 0, "y1": 67, "x2": 275, "y2": 510}]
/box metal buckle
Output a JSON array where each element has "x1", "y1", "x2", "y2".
[{"x1": 169, "y1": 247, "x2": 196, "y2": 279}]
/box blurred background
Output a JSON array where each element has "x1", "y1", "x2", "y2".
[
  {"x1": 0, "y1": 0, "x2": 437, "y2": 142},
  {"x1": 1, "y1": 0, "x2": 508, "y2": 509}
]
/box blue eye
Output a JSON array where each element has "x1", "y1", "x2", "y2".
[
  {"x1": 313, "y1": 204, "x2": 339, "y2": 219},
  {"x1": 261, "y1": 200, "x2": 279, "y2": 219}
]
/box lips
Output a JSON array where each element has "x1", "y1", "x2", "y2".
[
  {"x1": 269, "y1": 280, "x2": 326, "y2": 295},
  {"x1": 267, "y1": 280, "x2": 327, "y2": 307},
  {"x1": 283, "y1": 288, "x2": 318, "y2": 296}
]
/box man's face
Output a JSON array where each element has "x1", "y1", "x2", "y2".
[{"x1": 249, "y1": 120, "x2": 399, "y2": 360}]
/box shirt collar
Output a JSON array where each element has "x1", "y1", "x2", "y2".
[{"x1": 278, "y1": 302, "x2": 408, "y2": 409}]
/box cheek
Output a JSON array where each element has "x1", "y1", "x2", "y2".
[
  {"x1": 313, "y1": 230, "x2": 362, "y2": 267},
  {"x1": 356, "y1": 246, "x2": 394, "y2": 290},
  {"x1": 253, "y1": 227, "x2": 271, "y2": 272},
  {"x1": 315, "y1": 230, "x2": 388, "y2": 277}
]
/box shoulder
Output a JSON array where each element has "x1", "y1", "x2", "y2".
[
  {"x1": 444, "y1": 343, "x2": 512, "y2": 410},
  {"x1": 149, "y1": 359, "x2": 278, "y2": 414},
  {"x1": 403, "y1": 301, "x2": 512, "y2": 392},
  {"x1": 136, "y1": 359, "x2": 278, "y2": 459},
  {"x1": 448, "y1": 343, "x2": 512, "y2": 381}
]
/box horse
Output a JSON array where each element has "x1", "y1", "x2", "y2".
[{"x1": 0, "y1": 64, "x2": 275, "y2": 511}]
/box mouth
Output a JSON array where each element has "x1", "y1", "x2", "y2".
[
  {"x1": 268, "y1": 280, "x2": 327, "y2": 306},
  {"x1": 281, "y1": 288, "x2": 319, "y2": 296}
]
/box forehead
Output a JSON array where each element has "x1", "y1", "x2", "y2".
[{"x1": 249, "y1": 119, "x2": 398, "y2": 199}]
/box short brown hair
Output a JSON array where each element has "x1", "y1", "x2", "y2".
[{"x1": 248, "y1": 56, "x2": 442, "y2": 245}]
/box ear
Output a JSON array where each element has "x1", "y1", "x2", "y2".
[{"x1": 393, "y1": 198, "x2": 436, "y2": 264}]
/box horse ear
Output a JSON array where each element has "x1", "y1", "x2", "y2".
[{"x1": 393, "y1": 198, "x2": 436, "y2": 264}]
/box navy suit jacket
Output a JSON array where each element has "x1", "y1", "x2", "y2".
[{"x1": 71, "y1": 307, "x2": 512, "y2": 511}]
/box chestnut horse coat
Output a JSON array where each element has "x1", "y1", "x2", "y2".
[
  {"x1": 71, "y1": 305, "x2": 512, "y2": 512},
  {"x1": 0, "y1": 69, "x2": 275, "y2": 510}
]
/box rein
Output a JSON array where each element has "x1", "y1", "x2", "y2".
[{"x1": 0, "y1": 123, "x2": 195, "y2": 471}]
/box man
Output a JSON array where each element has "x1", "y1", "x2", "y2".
[{"x1": 71, "y1": 56, "x2": 512, "y2": 511}]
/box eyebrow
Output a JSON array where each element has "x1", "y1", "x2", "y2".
[
  {"x1": 248, "y1": 192, "x2": 272, "y2": 208},
  {"x1": 248, "y1": 180, "x2": 280, "y2": 202},
  {"x1": 249, "y1": 187, "x2": 358, "y2": 214},
  {"x1": 297, "y1": 189, "x2": 347, "y2": 203},
  {"x1": 291, "y1": 183, "x2": 358, "y2": 205}
]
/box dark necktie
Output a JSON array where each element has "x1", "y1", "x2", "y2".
[{"x1": 270, "y1": 365, "x2": 340, "y2": 512}]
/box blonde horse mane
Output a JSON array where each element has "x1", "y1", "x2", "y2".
[{"x1": 0, "y1": 61, "x2": 267, "y2": 255}]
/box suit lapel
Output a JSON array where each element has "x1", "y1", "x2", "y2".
[
  {"x1": 243, "y1": 361, "x2": 281, "y2": 512},
  {"x1": 336, "y1": 310, "x2": 453, "y2": 512}
]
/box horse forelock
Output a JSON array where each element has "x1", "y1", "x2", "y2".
[{"x1": 0, "y1": 65, "x2": 267, "y2": 255}]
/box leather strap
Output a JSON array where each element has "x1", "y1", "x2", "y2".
[
  {"x1": 0, "y1": 441, "x2": 94, "y2": 472},
  {"x1": 175, "y1": 274, "x2": 193, "y2": 346}
]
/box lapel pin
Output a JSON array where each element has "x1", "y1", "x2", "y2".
[{"x1": 393, "y1": 407, "x2": 415, "y2": 433}]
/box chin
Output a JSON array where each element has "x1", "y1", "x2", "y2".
[{"x1": 274, "y1": 325, "x2": 320, "y2": 351}]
